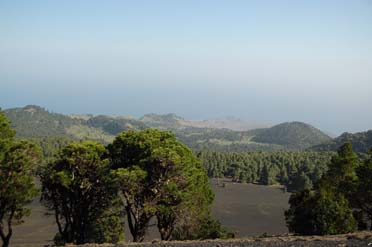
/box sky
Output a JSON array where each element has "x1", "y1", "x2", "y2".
[{"x1": 1, "y1": 0, "x2": 372, "y2": 134}]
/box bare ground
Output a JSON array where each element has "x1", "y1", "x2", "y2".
[
  {"x1": 11, "y1": 180, "x2": 290, "y2": 246},
  {"x1": 74, "y1": 232, "x2": 372, "y2": 247}
]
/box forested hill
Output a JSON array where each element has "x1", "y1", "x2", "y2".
[
  {"x1": 4, "y1": 105, "x2": 80, "y2": 138},
  {"x1": 4, "y1": 105, "x2": 332, "y2": 151},
  {"x1": 250, "y1": 122, "x2": 332, "y2": 150},
  {"x1": 311, "y1": 130, "x2": 372, "y2": 153}
]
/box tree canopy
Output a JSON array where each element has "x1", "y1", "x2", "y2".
[
  {"x1": 285, "y1": 143, "x2": 360, "y2": 235},
  {"x1": 108, "y1": 129, "x2": 217, "y2": 241},
  {"x1": 40, "y1": 141, "x2": 123, "y2": 245}
]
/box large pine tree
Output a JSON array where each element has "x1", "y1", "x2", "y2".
[{"x1": 0, "y1": 111, "x2": 41, "y2": 247}]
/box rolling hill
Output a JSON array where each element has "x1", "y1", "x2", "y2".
[
  {"x1": 250, "y1": 122, "x2": 332, "y2": 150},
  {"x1": 3, "y1": 105, "x2": 332, "y2": 151}
]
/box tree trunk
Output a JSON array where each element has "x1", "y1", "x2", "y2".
[
  {"x1": 0, "y1": 231, "x2": 11, "y2": 247},
  {"x1": 126, "y1": 206, "x2": 136, "y2": 241},
  {"x1": 126, "y1": 204, "x2": 149, "y2": 242},
  {"x1": 159, "y1": 227, "x2": 172, "y2": 241},
  {"x1": 133, "y1": 231, "x2": 145, "y2": 242},
  {"x1": 157, "y1": 213, "x2": 175, "y2": 241},
  {"x1": 2, "y1": 237, "x2": 10, "y2": 247},
  {"x1": 0, "y1": 212, "x2": 13, "y2": 247},
  {"x1": 132, "y1": 222, "x2": 147, "y2": 242}
]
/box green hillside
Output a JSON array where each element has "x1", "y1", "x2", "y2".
[
  {"x1": 140, "y1": 113, "x2": 184, "y2": 129},
  {"x1": 4, "y1": 105, "x2": 79, "y2": 138},
  {"x1": 250, "y1": 122, "x2": 332, "y2": 150}
]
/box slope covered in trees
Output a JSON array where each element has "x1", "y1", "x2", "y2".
[{"x1": 311, "y1": 130, "x2": 372, "y2": 153}]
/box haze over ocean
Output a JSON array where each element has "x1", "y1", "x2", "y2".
[{"x1": 1, "y1": 0, "x2": 371, "y2": 134}]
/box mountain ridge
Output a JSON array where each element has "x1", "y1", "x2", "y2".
[{"x1": 3, "y1": 105, "x2": 335, "y2": 151}]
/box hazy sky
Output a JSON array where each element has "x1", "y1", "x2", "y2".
[{"x1": 1, "y1": 1, "x2": 372, "y2": 134}]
